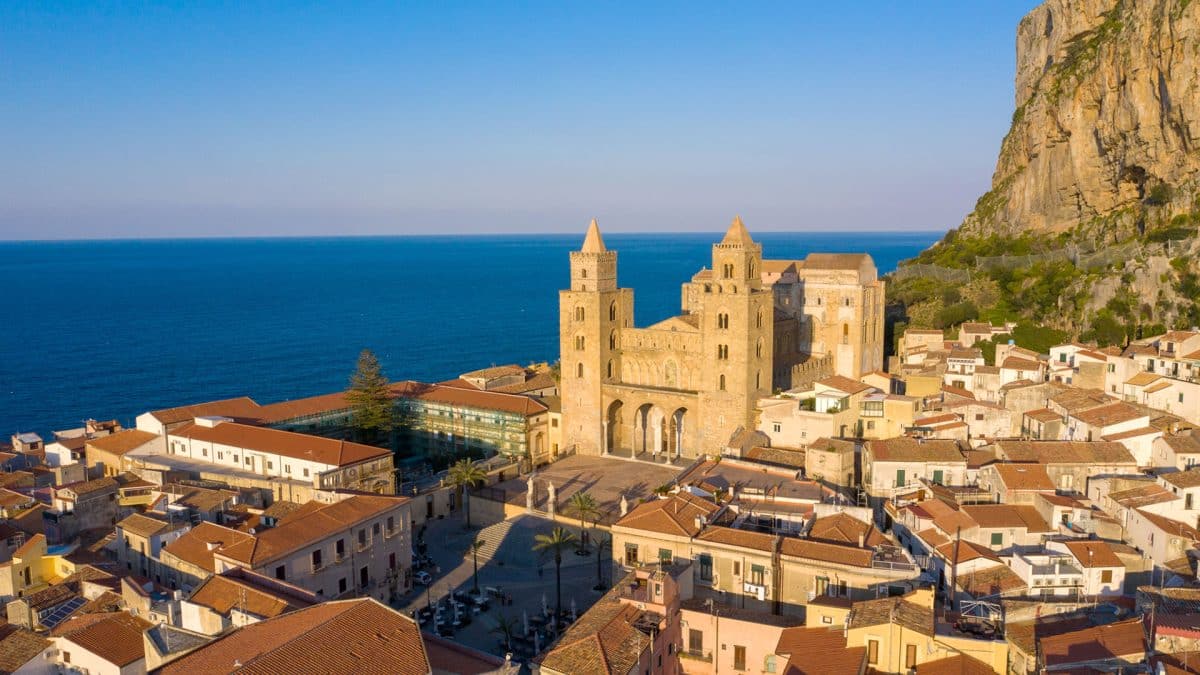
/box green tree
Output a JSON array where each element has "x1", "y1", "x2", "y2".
[
  {"x1": 346, "y1": 349, "x2": 393, "y2": 444},
  {"x1": 568, "y1": 491, "x2": 599, "y2": 553},
  {"x1": 470, "y1": 538, "x2": 485, "y2": 593},
  {"x1": 593, "y1": 532, "x2": 610, "y2": 591},
  {"x1": 446, "y1": 459, "x2": 488, "y2": 529},
  {"x1": 491, "y1": 613, "x2": 520, "y2": 652},
  {"x1": 533, "y1": 527, "x2": 577, "y2": 627}
]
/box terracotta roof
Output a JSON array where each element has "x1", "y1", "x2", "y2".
[
  {"x1": 1162, "y1": 469, "x2": 1200, "y2": 489},
  {"x1": 774, "y1": 626, "x2": 867, "y2": 674},
  {"x1": 117, "y1": 513, "x2": 177, "y2": 539},
  {"x1": 807, "y1": 512, "x2": 887, "y2": 548},
  {"x1": 159, "y1": 598, "x2": 429, "y2": 675},
  {"x1": 1049, "y1": 388, "x2": 1114, "y2": 412},
  {"x1": 995, "y1": 440, "x2": 1135, "y2": 465},
  {"x1": 815, "y1": 375, "x2": 872, "y2": 395},
  {"x1": 1025, "y1": 407, "x2": 1062, "y2": 423},
  {"x1": 799, "y1": 252, "x2": 871, "y2": 271},
  {"x1": 0, "y1": 625, "x2": 49, "y2": 672},
  {"x1": 744, "y1": 445, "x2": 806, "y2": 469},
  {"x1": 539, "y1": 591, "x2": 651, "y2": 675},
  {"x1": 215, "y1": 495, "x2": 408, "y2": 567},
  {"x1": 392, "y1": 380, "x2": 548, "y2": 416},
  {"x1": 941, "y1": 384, "x2": 975, "y2": 400},
  {"x1": 867, "y1": 438, "x2": 965, "y2": 463},
  {"x1": 955, "y1": 564, "x2": 1025, "y2": 597},
  {"x1": 58, "y1": 476, "x2": 117, "y2": 497},
  {"x1": 1103, "y1": 426, "x2": 1160, "y2": 441},
  {"x1": 1137, "y1": 509, "x2": 1200, "y2": 541},
  {"x1": 170, "y1": 421, "x2": 389, "y2": 467},
  {"x1": 847, "y1": 594, "x2": 933, "y2": 635},
  {"x1": 1004, "y1": 616, "x2": 1094, "y2": 655},
  {"x1": 761, "y1": 260, "x2": 798, "y2": 275},
  {"x1": 147, "y1": 396, "x2": 264, "y2": 425},
  {"x1": 1002, "y1": 357, "x2": 1043, "y2": 371},
  {"x1": 614, "y1": 493, "x2": 720, "y2": 538},
  {"x1": 187, "y1": 574, "x2": 306, "y2": 619},
  {"x1": 1164, "y1": 433, "x2": 1200, "y2": 456},
  {"x1": 695, "y1": 526, "x2": 776, "y2": 552},
  {"x1": 492, "y1": 371, "x2": 557, "y2": 395},
  {"x1": 915, "y1": 528, "x2": 950, "y2": 549},
  {"x1": 85, "y1": 429, "x2": 159, "y2": 456},
  {"x1": 916, "y1": 654, "x2": 995, "y2": 674},
  {"x1": 1112, "y1": 484, "x2": 1177, "y2": 511},
  {"x1": 935, "y1": 539, "x2": 1000, "y2": 565},
  {"x1": 961, "y1": 504, "x2": 1051, "y2": 532},
  {"x1": 779, "y1": 538, "x2": 872, "y2": 568},
  {"x1": 1126, "y1": 372, "x2": 1163, "y2": 387},
  {"x1": 1037, "y1": 492, "x2": 1086, "y2": 508},
  {"x1": 163, "y1": 522, "x2": 256, "y2": 574},
  {"x1": 256, "y1": 391, "x2": 353, "y2": 423},
  {"x1": 992, "y1": 463, "x2": 1055, "y2": 491},
  {"x1": 52, "y1": 611, "x2": 153, "y2": 667},
  {"x1": 1147, "y1": 381, "x2": 1175, "y2": 394},
  {"x1": 1039, "y1": 617, "x2": 1146, "y2": 668},
  {"x1": 12, "y1": 533, "x2": 44, "y2": 559},
  {"x1": 1072, "y1": 402, "x2": 1145, "y2": 427},
  {"x1": 1062, "y1": 540, "x2": 1124, "y2": 568},
  {"x1": 422, "y1": 633, "x2": 506, "y2": 674}
]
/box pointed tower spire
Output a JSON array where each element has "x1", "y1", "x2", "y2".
[
  {"x1": 581, "y1": 218, "x2": 607, "y2": 253},
  {"x1": 721, "y1": 215, "x2": 754, "y2": 246}
]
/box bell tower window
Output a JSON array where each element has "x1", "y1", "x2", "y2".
[
  {"x1": 719, "y1": 374, "x2": 726, "y2": 391},
  {"x1": 576, "y1": 363, "x2": 584, "y2": 378}
]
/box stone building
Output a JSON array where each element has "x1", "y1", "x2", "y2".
[{"x1": 560, "y1": 217, "x2": 884, "y2": 458}]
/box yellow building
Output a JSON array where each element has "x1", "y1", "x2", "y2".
[{"x1": 561, "y1": 217, "x2": 884, "y2": 458}]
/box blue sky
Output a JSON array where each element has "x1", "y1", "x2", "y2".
[{"x1": 0, "y1": 2, "x2": 1040, "y2": 239}]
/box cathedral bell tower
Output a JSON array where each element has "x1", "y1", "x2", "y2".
[{"x1": 560, "y1": 220, "x2": 633, "y2": 456}]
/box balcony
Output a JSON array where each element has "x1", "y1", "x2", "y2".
[{"x1": 680, "y1": 649, "x2": 713, "y2": 663}]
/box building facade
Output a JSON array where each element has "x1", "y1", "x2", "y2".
[{"x1": 561, "y1": 218, "x2": 884, "y2": 458}]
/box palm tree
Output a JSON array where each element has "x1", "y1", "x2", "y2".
[
  {"x1": 533, "y1": 526, "x2": 576, "y2": 628},
  {"x1": 446, "y1": 459, "x2": 488, "y2": 528},
  {"x1": 593, "y1": 532, "x2": 611, "y2": 591},
  {"x1": 491, "y1": 613, "x2": 520, "y2": 652},
  {"x1": 470, "y1": 538, "x2": 485, "y2": 593},
  {"x1": 567, "y1": 491, "x2": 599, "y2": 553}
]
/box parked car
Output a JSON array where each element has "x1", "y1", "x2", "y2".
[{"x1": 414, "y1": 571, "x2": 433, "y2": 586}]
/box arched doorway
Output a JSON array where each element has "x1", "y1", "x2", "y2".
[
  {"x1": 669, "y1": 408, "x2": 688, "y2": 459},
  {"x1": 646, "y1": 406, "x2": 666, "y2": 457},
  {"x1": 606, "y1": 401, "x2": 624, "y2": 454}
]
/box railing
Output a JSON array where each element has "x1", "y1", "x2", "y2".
[{"x1": 680, "y1": 649, "x2": 713, "y2": 663}]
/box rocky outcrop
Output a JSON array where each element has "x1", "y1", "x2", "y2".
[{"x1": 961, "y1": 0, "x2": 1200, "y2": 237}]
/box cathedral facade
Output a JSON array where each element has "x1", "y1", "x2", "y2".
[{"x1": 559, "y1": 218, "x2": 884, "y2": 459}]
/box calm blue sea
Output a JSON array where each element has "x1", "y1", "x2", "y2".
[{"x1": 0, "y1": 232, "x2": 939, "y2": 436}]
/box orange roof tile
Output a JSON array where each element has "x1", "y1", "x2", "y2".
[{"x1": 170, "y1": 421, "x2": 389, "y2": 467}]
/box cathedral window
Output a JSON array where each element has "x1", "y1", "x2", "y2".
[
  {"x1": 717, "y1": 345, "x2": 729, "y2": 360},
  {"x1": 575, "y1": 335, "x2": 585, "y2": 350},
  {"x1": 842, "y1": 323, "x2": 849, "y2": 345},
  {"x1": 718, "y1": 313, "x2": 729, "y2": 330},
  {"x1": 576, "y1": 363, "x2": 584, "y2": 378},
  {"x1": 722, "y1": 264, "x2": 733, "y2": 279},
  {"x1": 581, "y1": 269, "x2": 588, "y2": 279},
  {"x1": 756, "y1": 371, "x2": 761, "y2": 389},
  {"x1": 844, "y1": 297, "x2": 851, "y2": 307},
  {"x1": 575, "y1": 306, "x2": 585, "y2": 321},
  {"x1": 719, "y1": 374, "x2": 726, "y2": 391},
  {"x1": 756, "y1": 340, "x2": 763, "y2": 358},
  {"x1": 610, "y1": 331, "x2": 617, "y2": 349},
  {"x1": 607, "y1": 361, "x2": 613, "y2": 378},
  {"x1": 609, "y1": 302, "x2": 617, "y2": 321},
  {"x1": 756, "y1": 310, "x2": 762, "y2": 328}
]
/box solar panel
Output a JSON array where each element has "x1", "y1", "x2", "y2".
[{"x1": 41, "y1": 596, "x2": 87, "y2": 629}]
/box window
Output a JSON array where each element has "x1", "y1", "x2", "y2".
[
  {"x1": 895, "y1": 469, "x2": 906, "y2": 487},
  {"x1": 905, "y1": 644, "x2": 917, "y2": 669},
  {"x1": 1188, "y1": 493, "x2": 1194, "y2": 510},
  {"x1": 311, "y1": 549, "x2": 323, "y2": 570},
  {"x1": 358, "y1": 528, "x2": 368, "y2": 547},
  {"x1": 609, "y1": 302, "x2": 617, "y2": 321},
  {"x1": 386, "y1": 516, "x2": 395, "y2": 534},
  {"x1": 373, "y1": 522, "x2": 381, "y2": 536},
  {"x1": 815, "y1": 576, "x2": 829, "y2": 596},
  {"x1": 575, "y1": 306, "x2": 585, "y2": 321},
  {"x1": 733, "y1": 645, "x2": 746, "y2": 671},
  {"x1": 275, "y1": 565, "x2": 286, "y2": 580},
  {"x1": 658, "y1": 548, "x2": 672, "y2": 564},
  {"x1": 932, "y1": 469, "x2": 944, "y2": 485},
  {"x1": 717, "y1": 345, "x2": 729, "y2": 360},
  {"x1": 867, "y1": 640, "x2": 879, "y2": 665},
  {"x1": 624, "y1": 543, "x2": 638, "y2": 565},
  {"x1": 719, "y1": 374, "x2": 726, "y2": 391},
  {"x1": 733, "y1": 561, "x2": 741, "y2": 576},
  {"x1": 336, "y1": 539, "x2": 345, "y2": 558},
  {"x1": 267, "y1": 460, "x2": 273, "y2": 470},
  {"x1": 990, "y1": 532, "x2": 1003, "y2": 547},
  {"x1": 339, "y1": 577, "x2": 347, "y2": 593},
  {"x1": 750, "y1": 564, "x2": 765, "y2": 586},
  {"x1": 1101, "y1": 569, "x2": 1113, "y2": 583},
  {"x1": 1181, "y1": 393, "x2": 1186, "y2": 403},
  {"x1": 303, "y1": 468, "x2": 310, "y2": 477},
  {"x1": 688, "y1": 629, "x2": 703, "y2": 653},
  {"x1": 575, "y1": 335, "x2": 585, "y2": 350},
  {"x1": 698, "y1": 553, "x2": 713, "y2": 582},
  {"x1": 285, "y1": 465, "x2": 292, "y2": 474},
  {"x1": 232, "y1": 455, "x2": 239, "y2": 463},
  {"x1": 63, "y1": 652, "x2": 71, "y2": 665},
  {"x1": 773, "y1": 423, "x2": 781, "y2": 433},
  {"x1": 577, "y1": 363, "x2": 584, "y2": 378}
]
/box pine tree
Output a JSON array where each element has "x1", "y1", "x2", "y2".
[{"x1": 346, "y1": 349, "x2": 393, "y2": 444}]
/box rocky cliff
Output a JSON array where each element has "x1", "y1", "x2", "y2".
[
  {"x1": 963, "y1": 0, "x2": 1200, "y2": 238},
  {"x1": 889, "y1": 0, "x2": 1200, "y2": 345}
]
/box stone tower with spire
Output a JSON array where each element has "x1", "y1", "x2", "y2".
[{"x1": 559, "y1": 219, "x2": 633, "y2": 456}]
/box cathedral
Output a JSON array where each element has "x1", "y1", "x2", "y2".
[{"x1": 559, "y1": 217, "x2": 884, "y2": 459}]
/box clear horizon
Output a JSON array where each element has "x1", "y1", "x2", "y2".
[{"x1": 1, "y1": 2, "x2": 1039, "y2": 240}]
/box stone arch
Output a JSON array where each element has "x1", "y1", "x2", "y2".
[
  {"x1": 609, "y1": 330, "x2": 618, "y2": 350},
  {"x1": 669, "y1": 407, "x2": 688, "y2": 458},
  {"x1": 609, "y1": 301, "x2": 618, "y2": 321},
  {"x1": 575, "y1": 306, "x2": 585, "y2": 321},
  {"x1": 606, "y1": 400, "x2": 624, "y2": 453}
]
